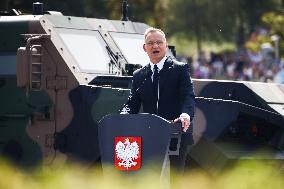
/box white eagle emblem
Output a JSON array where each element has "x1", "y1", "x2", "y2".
[{"x1": 115, "y1": 138, "x2": 140, "y2": 169}]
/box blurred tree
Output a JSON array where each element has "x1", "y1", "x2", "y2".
[
  {"x1": 2, "y1": 0, "x2": 283, "y2": 58},
  {"x1": 262, "y1": 12, "x2": 284, "y2": 38},
  {"x1": 167, "y1": 0, "x2": 238, "y2": 56},
  {"x1": 83, "y1": 0, "x2": 108, "y2": 18},
  {"x1": 42, "y1": 0, "x2": 84, "y2": 16},
  {"x1": 4, "y1": 0, "x2": 34, "y2": 12},
  {"x1": 0, "y1": 0, "x2": 9, "y2": 10},
  {"x1": 0, "y1": 0, "x2": 80, "y2": 15},
  {"x1": 167, "y1": 0, "x2": 282, "y2": 57},
  {"x1": 2, "y1": 0, "x2": 88, "y2": 16},
  {"x1": 105, "y1": 0, "x2": 168, "y2": 28},
  {"x1": 262, "y1": 12, "x2": 284, "y2": 58},
  {"x1": 238, "y1": 0, "x2": 281, "y2": 33}
]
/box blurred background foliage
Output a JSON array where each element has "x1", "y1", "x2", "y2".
[
  {"x1": 0, "y1": 158, "x2": 283, "y2": 189},
  {"x1": 1, "y1": 0, "x2": 284, "y2": 82},
  {"x1": 0, "y1": 0, "x2": 283, "y2": 57}
]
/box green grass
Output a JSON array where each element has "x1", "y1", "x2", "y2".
[{"x1": 0, "y1": 159, "x2": 283, "y2": 189}]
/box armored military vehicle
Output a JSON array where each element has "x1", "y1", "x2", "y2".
[{"x1": 1, "y1": 2, "x2": 284, "y2": 174}]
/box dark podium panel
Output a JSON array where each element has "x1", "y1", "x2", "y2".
[{"x1": 98, "y1": 113, "x2": 181, "y2": 172}]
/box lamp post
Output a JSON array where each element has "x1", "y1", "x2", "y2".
[
  {"x1": 121, "y1": 0, "x2": 129, "y2": 21},
  {"x1": 271, "y1": 34, "x2": 280, "y2": 64}
]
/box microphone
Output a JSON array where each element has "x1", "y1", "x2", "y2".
[{"x1": 119, "y1": 70, "x2": 152, "y2": 113}]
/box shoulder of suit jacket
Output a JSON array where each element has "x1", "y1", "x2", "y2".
[{"x1": 172, "y1": 59, "x2": 187, "y2": 67}]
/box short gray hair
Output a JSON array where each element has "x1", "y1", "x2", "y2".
[{"x1": 144, "y1": 27, "x2": 166, "y2": 40}]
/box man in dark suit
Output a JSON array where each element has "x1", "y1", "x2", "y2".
[{"x1": 123, "y1": 27, "x2": 195, "y2": 170}]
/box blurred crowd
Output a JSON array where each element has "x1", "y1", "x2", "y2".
[
  {"x1": 179, "y1": 47, "x2": 283, "y2": 84},
  {"x1": 179, "y1": 51, "x2": 283, "y2": 83},
  {"x1": 177, "y1": 26, "x2": 284, "y2": 84}
]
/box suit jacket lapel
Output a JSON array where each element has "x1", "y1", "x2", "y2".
[
  {"x1": 141, "y1": 63, "x2": 151, "y2": 78},
  {"x1": 159, "y1": 57, "x2": 173, "y2": 94},
  {"x1": 145, "y1": 63, "x2": 153, "y2": 88},
  {"x1": 143, "y1": 63, "x2": 155, "y2": 97}
]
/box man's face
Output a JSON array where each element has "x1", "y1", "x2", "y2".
[{"x1": 143, "y1": 31, "x2": 168, "y2": 64}]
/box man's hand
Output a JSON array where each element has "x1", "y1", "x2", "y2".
[{"x1": 174, "y1": 115, "x2": 190, "y2": 132}]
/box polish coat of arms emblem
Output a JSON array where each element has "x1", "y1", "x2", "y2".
[{"x1": 114, "y1": 137, "x2": 141, "y2": 171}]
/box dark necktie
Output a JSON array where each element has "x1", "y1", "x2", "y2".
[{"x1": 153, "y1": 65, "x2": 159, "y2": 110}]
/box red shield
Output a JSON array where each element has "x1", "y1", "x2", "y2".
[{"x1": 114, "y1": 137, "x2": 142, "y2": 171}]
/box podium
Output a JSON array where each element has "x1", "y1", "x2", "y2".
[{"x1": 98, "y1": 113, "x2": 181, "y2": 174}]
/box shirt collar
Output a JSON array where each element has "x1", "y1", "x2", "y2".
[{"x1": 150, "y1": 56, "x2": 167, "y2": 72}]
